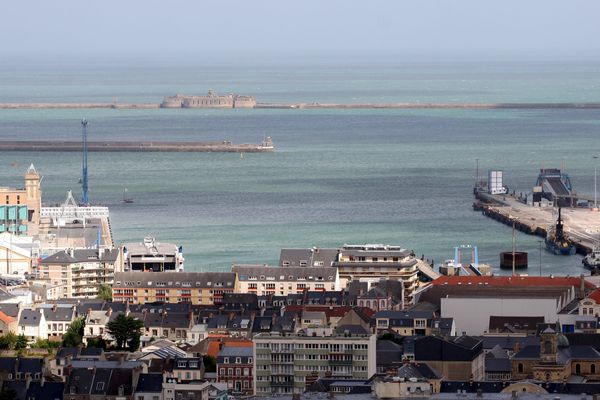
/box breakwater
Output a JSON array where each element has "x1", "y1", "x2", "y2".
[
  {"x1": 3, "y1": 102, "x2": 600, "y2": 110},
  {"x1": 0, "y1": 141, "x2": 273, "y2": 153},
  {"x1": 473, "y1": 190, "x2": 599, "y2": 255}
]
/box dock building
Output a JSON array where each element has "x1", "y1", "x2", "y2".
[
  {"x1": 161, "y1": 91, "x2": 257, "y2": 109},
  {"x1": 253, "y1": 328, "x2": 376, "y2": 395},
  {"x1": 113, "y1": 271, "x2": 236, "y2": 305},
  {"x1": 123, "y1": 236, "x2": 184, "y2": 272},
  {"x1": 0, "y1": 164, "x2": 42, "y2": 236},
  {"x1": 232, "y1": 265, "x2": 340, "y2": 296}
]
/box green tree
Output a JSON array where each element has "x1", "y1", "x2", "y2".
[
  {"x1": 15, "y1": 334, "x2": 27, "y2": 350},
  {"x1": 62, "y1": 317, "x2": 85, "y2": 347},
  {"x1": 86, "y1": 336, "x2": 107, "y2": 349},
  {"x1": 0, "y1": 333, "x2": 18, "y2": 350},
  {"x1": 0, "y1": 389, "x2": 17, "y2": 400},
  {"x1": 97, "y1": 284, "x2": 113, "y2": 301},
  {"x1": 203, "y1": 355, "x2": 216, "y2": 373},
  {"x1": 106, "y1": 314, "x2": 144, "y2": 351}
]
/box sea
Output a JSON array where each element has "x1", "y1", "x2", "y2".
[{"x1": 1, "y1": 56, "x2": 599, "y2": 275}]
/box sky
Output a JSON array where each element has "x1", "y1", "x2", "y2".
[{"x1": 2, "y1": 0, "x2": 600, "y2": 61}]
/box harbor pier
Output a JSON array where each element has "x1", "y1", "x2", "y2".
[{"x1": 473, "y1": 190, "x2": 600, "y2": 255}]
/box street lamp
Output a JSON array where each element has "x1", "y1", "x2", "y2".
[
  {"x1": 538, "y1": 239, "x2": 543, "y2": 277},
  {"x1": 594, "y1": 156, "x2": 598, "y2": 210}
]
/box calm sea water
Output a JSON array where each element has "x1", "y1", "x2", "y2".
[{"x1": 1, "y1": 59, "x2": 599, "y2": 274}]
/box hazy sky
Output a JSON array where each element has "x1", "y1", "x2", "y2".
[{"x1": 2, "y1": 0, "x2": 600, "y2": 60}]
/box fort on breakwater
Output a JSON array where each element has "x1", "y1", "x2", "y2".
[{"x1": 1, "y1": 90, "x2": 600, "y2": 110}]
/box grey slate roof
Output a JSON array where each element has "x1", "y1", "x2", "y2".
[
  {"x1": 18, "y1": 358, "x2": 43, "y2": 374},
  {"x1": 135, "y1": 373, "x2": 163, "y2": 393},
  {"x1": 43, "y1": 307, "x2": 74, "y2": 322},
  {"x1": 397, "y1": 363, "x2": 442, "y2": 380},
  {"x1": 233, "y1": 265, "x2": 337, "y2": 282},
  {"x1": 217, "y1": 346, "x2": 253, "y2": 358},
  {"x1": 26, "y1": 381, "x2": 65, "y2": 400},
  {"x1": 279, "y1": 248, "x2": 339, "y2": 267},
  {"x1": 19, "y1": 309, "x2": 43, "y2": 326},
  {"x1": 0, "y1": 303, "x2": 20, "y2": 318},
  {"x1": 114, "y1": 271, "x2": 235, "y2": 289},
  {"x1": 40, "y1": 248, "x2": 119, "y2": 265},
  {"x1": 335, "y1": 324, "x2": 371, "y2": 335}
]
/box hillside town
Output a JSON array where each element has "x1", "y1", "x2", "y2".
[{"x1": 2, "y1": 166, "x2": 600, "y2": 400}]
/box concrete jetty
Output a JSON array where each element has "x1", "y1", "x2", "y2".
[
  {"x1": 0, "y1": 140, "x2": 274, "y2": 153},
  {"x1": 473, "y1": 190, "x2": 600, "y2": 255}
]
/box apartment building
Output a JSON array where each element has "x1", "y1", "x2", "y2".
[
  {"x1": 280, "y1": 244, "x2": 419, "y2": 306},
  {"x1": 232, "y1": 265, "x2": 340, "y2": 297},
  {"x1": 253, "y1": 328, "x2": 376, "y2": 395},
  {"x1": 38, "y1": 248, "x2": 121, "y2": 298},
  {"x1": 113, "y1": 272, "x2": 236, "y2": 305}
]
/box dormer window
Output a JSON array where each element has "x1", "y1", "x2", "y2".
[
  {"x1": 236, "y1": 357, "x2": 241, "y2": 364},
  {"x1": 224, "y1": 357, "x2": 229, "y2": 364}
]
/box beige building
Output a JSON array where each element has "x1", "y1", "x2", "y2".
[
  {"x1": 113, "y1": 271, "x2": 236, "y2": 305},
  {"x1": 39, "y1": 248, "x2": 121, "y2": 298},
  {"x1": 253, "y1": 328, "x2": 376, "y2": 395},
  {"x1": 0, "y1": 232, "x2": 32, "y2": 275},
  {"x1": 0, "y1": 164, "x2": 42, "y2": 236},
  {"x1": 233, "y1": 265, "x2": 340, "y2": 297}
]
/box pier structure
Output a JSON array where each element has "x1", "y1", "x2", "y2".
[{"x1": 474, "y1": 190, "x2": 600, "y2": 255}]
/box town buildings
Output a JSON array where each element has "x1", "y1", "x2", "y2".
[
  {"x1": 123, "y1": 236, "x2": 184, "y2": 272},
  {"x1": 216, "y1": 345, "x2": 253, "y2": 394}
]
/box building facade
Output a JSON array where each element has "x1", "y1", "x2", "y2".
[
  {"x1": 0, "y1": 164, "x2": 42, "y2": 236},
  {"x1": 216, "y1": 346, "x2": 254, "y2": 395},
  {"x1": 233, "y1": 265, "x2": 340, "y2": 297},
  {"x1": 39, "y1": 248, "x2": 121, "y2": 298},
  {"x1": 253, "y1": 329, "x2": 376, "y2": 395},
  {"x1": 113, "y1": 272, "x2": 236, "y2": 305}
]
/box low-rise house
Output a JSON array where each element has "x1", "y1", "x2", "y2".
[
  {"x1": 217, "y1": 345, "x2": 253, "y2": 395},
  {"x1": 300, "y1": 311, "x2": 327, "y2": 329},
  {"x1": 487, "y1": 315, "x2": 545, "y2": 335},
  {"x1": 42, "y1": 305, "x2": 76, "y2": 340},
  {"x1": 162, "y1": 377, "x2": 212, "y2": 400},
  {"x1": 83, "y1": 308, "x2": 119, "y2": 344},
  {"x1": 579, "y1": 287, "x2": 600, "y2": 317},
  {"x1": 134, "y1": 373, "x2": 164, "y2": 400},
  {"x1": 0, "y1": 358, "x2": 17, "y2": 380},
  {"x1": 18, "y1": 308, "x2": 47, "y2": 341},
  {"x1": 170, "y1": 357, "x2": 205, "y2": 382},
  {"x1": 376, "y1": 340, "x2": 403, "y2": 374},
  {"x1": 52, "y1": 347, "x2": 79, "y2": 380},
  {"x1": 484, "y1": 344, "x2": 512, "y2": 381},
  {"x1": 0, "y1": 309, "x2": 17, "y2": 335},
  {"x1": 140, "y1": 311, "x2": 192, "y2": 342},
  {"x1": 233, "y1": 265, "x2": 340, "y2": 296},
  {"x1": 65, "y1": 366, "x2": 140, "y2": 400},
  {"x1": 187, "y1": 323, "x2": 208, "y2": 344},
  {"x1": 374, "y1": 363, "x2": 442, "y2": 398},
  {"x1": 374, "y1": 310, "x2": 455, "y2": 336}
]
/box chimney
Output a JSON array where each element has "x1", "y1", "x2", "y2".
[
  {"x1": 87, "y1": 308, "x2": 92, "y2": 317},
  {"x1": 218, "y1": 339, "x2": 224, "y2": 351},
  {"x1": 579, "y1": 274, "x2": 586, "y2": 299}
]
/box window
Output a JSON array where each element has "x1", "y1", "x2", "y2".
[
  {"x1": 248, "y1": 357, "x2": 252, "y2": 363},
  {"x1": 220, "y1": 368, "x2": 225, "y2": 376},
  {"x1": 236, "y1": 357, "x2": 241, "y2": 364},
  {"x1": 224, "y1": 357, "x2": 229, "y2": 364},
  {"x1": 518, "y1": 363, "x2": 523, "y2": 373}
]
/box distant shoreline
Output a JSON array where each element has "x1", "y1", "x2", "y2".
[{"x1": 1, "y1": 102, "x2": 600, "y2": 110}]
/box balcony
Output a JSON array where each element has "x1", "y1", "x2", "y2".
[
  {"x1": 270, "y1": 381, "x2": 293, "y2": 387},
  {"x1": 329, "y1": 359, "x2": 353, "y2": 366}
]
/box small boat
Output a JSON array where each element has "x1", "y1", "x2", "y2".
[
  {"x1": 122, "y1": 188, "x2": 134, "y2": 204},
  {"x1": 583, "y1": 243, "x2": 600, "y2": 269},
  {"x1": 545, "y1": 207, "x2": 576, "y2": 255}
]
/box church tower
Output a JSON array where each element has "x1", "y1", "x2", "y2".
[{"x1": 24, "y1": 164, "x2": 41, "y2": 233}]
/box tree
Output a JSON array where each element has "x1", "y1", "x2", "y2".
[
  {"x1": 203, "y1": 355, "x2": 216, "y2": 373},
  {"x1": 15, "y1": 334, "x2": 27, "y2": 350},
  {"x1": 97, "y1": 284, "x2": 113, "y2": 301},
  {"x1": 86, "y1": 336, "x2": 107, "y2": 350},
  {"x1": 0, "y1": 389, "x2": 17, "y2": 400},
  {"x1": 62, "y1": 317, "x2": 85, "y2": 347},
  {"x1": 0, "y1": 333, "x2": 18, "y2": 350},
  {"x1": 106, "y1": 314, "x2": 144, "y2": 351}
]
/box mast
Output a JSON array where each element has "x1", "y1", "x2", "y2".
[{"x1": 81, "y1": 119, "x2": 89, "y2": 205}]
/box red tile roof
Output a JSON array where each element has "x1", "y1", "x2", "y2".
[
  {"x1": 432, "y1": 275, "x2": 596, "y2": 289},
  {"x1": 0, "y1": 311, "x2": 15, "y2": 324},
  {"x1": 587, "y1": 288, "x2": 600, "y2": 304},
  {"x1": 207, "y1": 338, "x2": 252, "y2": 358}
]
